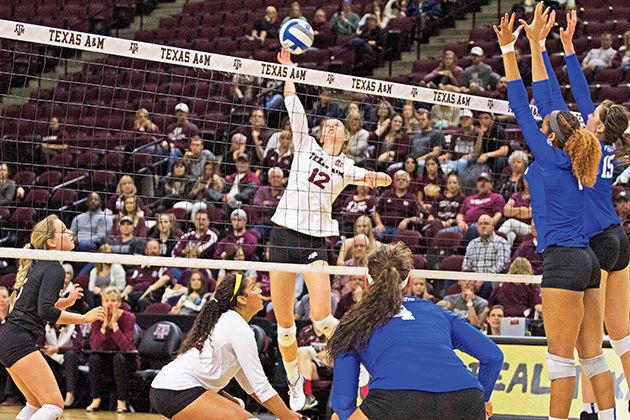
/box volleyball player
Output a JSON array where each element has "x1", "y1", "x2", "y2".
[
  {"x1": 150, "y1": 273, "x2": 301, "y2": 420},
  {"x1": 495, "y1": 7, "x2": 616, "y2": 419},
  {"x1": 270, "y1": 48, "x2": 392, "y2": 411},
  {"x1": 328, "y1": 243, "x2": 503, "y2": 420},
  {"x1": 0, "y1": 215, "x2": 105, "y2": 420},
  {"x1": 532, "y1": 7, "x2": 630, "y2": 417}
]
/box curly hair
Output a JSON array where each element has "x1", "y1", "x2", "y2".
[
  {"x1": 599, "y1": 100, "x2": 630, "y2": 159},
  {"x1": 556, "y1": 111, "x2": 601, "y2": 188},
  {"x1": 328, "y1": 242, "x2": 413, "y2": 359}
]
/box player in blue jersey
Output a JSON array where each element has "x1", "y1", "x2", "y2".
[
  {"x1": 495, "y1": 6, "x2": 616, "y2": 420},
  {"x1": 327, "y1": 243, "x2": 503, "y2": 420}
]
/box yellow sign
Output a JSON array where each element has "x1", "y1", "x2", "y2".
[{"x1": 457, "y1": 345, "x2": 629, "y2": 419}]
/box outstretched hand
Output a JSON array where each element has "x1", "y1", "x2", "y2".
[
  {"x1": 519, "y1": 2, "x2": 550, "y2": 42},
  {"x1": 539, "y1": 8, "x2": 556, "y2": 42},
  {"x1": 559, "y1": 9, "x2": 577, "y2": 53},
  {"x1": 493, "y1": 13, "x2": 522, "y2": 47},
  {"x1": 277, "y1": 48, "x2": 296, "y2": 66}
]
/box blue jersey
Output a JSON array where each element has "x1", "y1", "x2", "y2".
[
  {"x1": 508, "y1": 79, "x2": 589, "y2": 252},
  {"x1": 331, "y1": 297, "x2": 503, "y2": 420},
  {"x1": 564, "y1": 53, "x2": 621, "y2": 237}
]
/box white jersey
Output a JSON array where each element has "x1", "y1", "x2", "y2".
[
  {"x1": 272, "y1": 95, "x2": 368, "y2": 237},
  {"x1": 151, "y1": 310, "x2": 276, "y2": 403}
]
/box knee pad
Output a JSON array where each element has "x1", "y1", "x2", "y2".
[
  {"x1": 312, "y1": 315, "x2": 339, "y2": 339},
  {"x1": 610, "y1": 334, "x2": 630, "y2": 358},
  {"x1": 580, "y1": 353, "x2": 610, "y2": 379},
  {"x1": 277, "y1": 325, "x2": 296, "y2": 347},
  {"x1": 546, "y1": 353, "x2": 576, "y2": 381}
]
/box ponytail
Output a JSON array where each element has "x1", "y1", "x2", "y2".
[
  {"x1": 564, "y1": 128, "x2": 602, "y2": 188},
  {"x1": 9, "y1": 243, "x2": 33, "y2": 311}
]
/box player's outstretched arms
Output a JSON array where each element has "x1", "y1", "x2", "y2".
[{"x1": 278, "y1": 48, "x2": 297, "y2": 97}]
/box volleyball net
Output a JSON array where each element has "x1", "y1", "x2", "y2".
[{"x1": 0, "y1": 17, "x2": 561, "y2": 289}]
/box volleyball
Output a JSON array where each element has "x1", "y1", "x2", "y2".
[{"x1": 279, "y1": 19, "x2": 314, "y2": 55}]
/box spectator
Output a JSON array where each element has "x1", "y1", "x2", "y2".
[
  {"x1": 133, "y1": 108, "x2": 159, "y2": 134},
  {"x1": 248, "y1": 6, "x2": 279, "y2": 43},
  {"x1": 582, "y1": 32, "x2": 616, "y2": 71},
  {"x1": 484, "y1": 305, "x2": 504, "y2": 336},
  {"x1": 373, "y1": 170, "x2": 421, "y2": 240},
  {"x1": 281, "y1": 1, "x2": 307, "y2": 25},
  {"x1": 498, "y1": 179, "x2": 532, "y2": 246},
  {"x1": 107, "y1": 215, "x2": 146, "y2": 255},
  {"x1": 263, "y1": 130, "x2": 294, "y2": 174},
  {"x1": 122, "y1": 240, "x2": 171, "y2": 308},
  {"x1": 258, "y1": 79, "x2": 284, "y2": 113},
  {"x1": 172, "y1": 211, "x2": 219, "y2": 258},
  {"x1": 616, "y1": 190, "x2": 630, "y2": 235},
  {"x1": 151, "y1": 159, "x2": 193, "y2": 213},
  {"x1": 417, "y1": 156, "x2": 446, "y2": 213},
  {"x1": 425, "y1": 173, "x2": 465, "y2": 238},
  {"x1": 222, "y1": 153, "x2": 261, "y2": 210},
  {"x1": 373, "y1": 99, "x2": 394, "y2": 133},
  {"x1": 422, "y1": 50, "x2": 464, "y2": 89},
  {"x1": 487, "y1": 257, "x2": 542, "y2": 318},
  {"x1": 40, "y1": 116, "x2": 68, "y2": 160},
  {"x1": 182, "y1": 136, "x2": 215, "y2": 181},
  {"x1": 213, "y1": 209, "x2": 259, "y2": 260},
  {"x1": 148, "y1": 213, "x2": 180, "y2": 257},
  {"x1": 71, "y1": 192, "x2": 113, "y2": 251},
  {"x1": 167, "y1": 270, "x2": 212, "y2": 315},
  {"x1": 334, "y1": 275, "x2": 365, "y2": 319},
  {"x1": 88, "y1": 244, "x2": 126, "y2": 305},
  {"x1": 398, "y1": 155, "x2": 422, "y2": 194},
  {"x1": 341, "y1": 185, "x2": 376, "y2": 234},
  {"x1": 296, "y1": 324, "x2": 333, "y2": 410},
  {"x1": 347, "y1": 14, "x2": 386, "y2": 68},
  {"x1": 333, "y1": 233, "x2": 370, "y2": 298},
  {"x1": 176, "y1": 161, "x2": 225, "y2": 221},
  {"x1": 474, "y1": 111, "x2": 509, "y2": 175},
  {"x1": 495, "y1": 150, "x2": 529, "y2": 203},
  {"x1": 295, "y1": 292, "x2": 339, "y2": 321},
  {"x1": 421, "y1": 0, "x2": 442, "y2": 22},
  {"x1": 381, "y1": 0, "x2": 407, "y2": 28},
  {"x1": 264, "y1": 116, "x2": 291, "y2": 157},
  {"x1": 612, "y1": 30, "x2": 630, "y2": 71},
  {"x1": 411, "y1": 108, "x2": 446, "y2": 172},
  {"x1": 496, "y1": 48, "x2": 531, "y2": 84},
  {"x1": 440, "y1": 279, "x2": 488, "y2": 328},
  {"x1": 510, "y1": 221, "x2": 543, "y2": 275},
  {"x1": 216, "y1": 244, "x2": 256, "y2": 284},
  {"x1": 0, "y1": 286, "x2": 7, "y2": 323},
  {"x1": 230, "y1": 73, "x2": 261, "y2": 104},
  {"x1": 239, "y1": 108, "x2": 272, "y2": 166},
  {"x1": 0, "y1": 163, "x2": 24, "y2": 206},
  {"x1": 407, "y1": 273, "x2": 437, "y2": 302},
  {"x1": 164, "y1": 103, "x2": 199, "y2": 170},
  {"x1": 490, "y1": 76, "x2": 509, "y2": 102},
  {"x1": 401, "y1": 102, "x2": 420, "y2": 132},
  {"x1": 107, "y1": 175, "x2": 145, "y2": 214},
  {"x1": 111, "y1": 195, "x2": 147, "y2": 238},
  {"x1": 39, "y1": 323, "x2": 83, "y2": 409},
  {"x1": 311, "y1": 8, "x2": 335, "y2": 48},
  {"x1": 439, "y1": 109, "x2": 478, "y2": 177},
  {"x1": 86, "y1": 287, "x2": 138, "y2": 413},
  {"x1": 372, "y1": 113, "x2": 410, "y2": 172},
  {"x1": 252, "y1": 167, "x2": 285, "y2": 241},
  {"x1": 176, "y1": 246, "x2": 215, "y2": 289},
  {"x1": 331, "y1": 0, "x2": 361, "y2": 35},
  {"x1": 337, "y1": 215, "x2": 381, "y2": 264},
  {"x1": 430, "y1": 96, "x2": 461, "y2": 129},
  {"x1": 309, "y1": 89, "x2": 342, "y2": 127},
  {"x1": 462, "y1": 214, "x2": 511, "y2": 275},
  {"x1": 345, "y1": 110, "x2": 370, "y2": 165},
  {"x1": 462, "y1": 46, "x2": 498, "y2": 94},
  {"x1": 452, "y1": 172, "x2": 505, "y2": 240},
  {"x1": 347, "y1": 92, "x2": 375, "y2": 127}
]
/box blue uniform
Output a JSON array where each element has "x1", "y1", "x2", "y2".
[
  {"x1": 508, "y1": 79, "x2": 590, "y2": 253},
  {"x1": 331, "y1": 297, "x2": 503, "y2": 420}
]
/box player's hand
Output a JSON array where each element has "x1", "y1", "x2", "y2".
[
  {"x1": 493, "y1": 13, "x2": 522, "y2": 47},
  {"x1": 464, "y1": 289, "x2": 475, "y2": 303},
  {"x1": 559, "y1": 9, "x2": 577, "y2": 55},
  {"x1": 519, "y1": 2, "x2": 549, "y2": 42},
  {"x1": 477, "y1": 153, "x2": 488, "y2": 164},
  {"x1": 277, "y1": 48, "x2": 296, "y2": 66},
  {"x1": 84, "y1": 307, "x2": 107, "y2": 323},
  {"x1": 67, "y1": 284, "x2": 83, "y2": 304},
  {"x1": 485, "y1": 401, "x2": 493, "y2": 418},
  {"x1": 539, "y1": 8, "x2": 556, "y2": 43}
]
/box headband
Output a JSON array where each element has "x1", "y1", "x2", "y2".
[
  {"x1": 548, "y1": 110, "x2": 569, "y2": 146},
  {"x1": 230, "y1": 273, "x2": 243, "y2": 302}
]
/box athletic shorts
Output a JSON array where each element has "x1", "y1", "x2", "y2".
[
  {"x1": 268, "y1": 226, "x2": 327, "y2": 265},
  {"x1": 0, "y1": 322, "x2": 40, "y2": 368},
  {"x1": 541, "y1": 246, "x2": 601, "y2": 291},
  {"x1": 359, "y1": 388, "x2": 485, "y2": 420},
  {"x1": 150, "y1": 386, "x2": 206, "y2": 419},
  {"x1": 589, "y1": 224, "x2": 630, "y2": 272}
]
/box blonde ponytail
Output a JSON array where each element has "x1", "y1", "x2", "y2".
[{"x1": 564, "y1": 128, "x2": 602, "y2": 188}]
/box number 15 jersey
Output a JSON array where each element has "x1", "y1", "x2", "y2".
[{"x1": 272, "y1": 95, "x2": 367, "y2": 238}]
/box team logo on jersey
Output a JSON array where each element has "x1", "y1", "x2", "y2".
[
  {"x1": 307, "y1": 251, "x2": 318, "y2": 260},
  {"x1": 334, "y1": 159, "x2": 343, "y2": 168},
  {"x1": 153, "y1": 323, "x2": 172, "y2": 340},
  {"x1": 394, "y1": 306, "x2": 415, "y2": 320}
]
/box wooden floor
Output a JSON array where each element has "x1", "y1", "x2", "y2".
[{"x1": 0, "y1": 407, "x2": 166, "y2": 419}]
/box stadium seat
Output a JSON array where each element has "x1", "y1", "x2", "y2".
[
  {"x1": 593, "y1": 68, "x2": 623, "y2": 86},
  {"x1": 11, "y1": 207, "x2": 36, "y2": 228},
  {"x1": 391, "y1": 230, "x2": 422, "y2": 254},
  {"x1": 35, "y1": 170, "x2": 63, "y2": 187},
  {"x1": 0, "y1": 273, "x2": 16, "y2": 290},
  {"x1": 412, "y1": 254, "x2": 426, "y2": 269},
  {"x1": 12, "y1": 170, "x2": 36, "y2": 187},
  {"x1": 23, "y1": 189, "x2": 49, "y2": 208},
  {"x1": 76, "y1": 151, "x2": 101, "y2": 169},
  {"x1": 600, "y1": 86, "x2": 630, "y2": 104},
  {"x1": 143, "y1": 303, "x2": 172, "y2": 314},
  {"x1": 134, "y1": 321, "x2": 182, "y2": 381},
  {"x1": 50, "y1": 188, "x2": 77, "y2": 208},
  {"x1": 432, "y1": 231, "x2": 463, "y2": 249},
  {"x1": 104, "y1": 151, "x2": 125, "y2": 171},
  {"x1": 439, "y1": 255, "x2": 464, "y2": 272}
]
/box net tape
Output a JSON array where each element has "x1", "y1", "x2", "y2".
[{"x1": 0, "y1": 19, "x2": 538, "y2": 118}]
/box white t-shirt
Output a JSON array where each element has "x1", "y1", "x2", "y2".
[
  {"x1": 151, "y1": 310, "x2": 276, "y2": 403},
  {"x1": 272, "y1": 95, "x2": 368, "y2": 237}
]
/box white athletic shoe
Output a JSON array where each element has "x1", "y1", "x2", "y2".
[{"x1": 288, "y1": 375, "x2": 307, "y2": 411}]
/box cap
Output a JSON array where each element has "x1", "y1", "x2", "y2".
[
  {"x1": 231, "y1": 209, "x2": 248, "y2": 220},
  {"x1": 617, "y1": 190, "x2": 628, "y2": 201},
  {"x1": 364, "y1": 13, "x2": 377, "y2": 20},
  {"x1": 470, "y1": 46, "x2": 484, "y2": 56},
  {"x1": 120, "y1": 215, "x2": 134, "y2": 224},
  {"x1": 459, "y1": 109, "x2": 474, "y2": 119},
  {"x1": 477, "y1": 172, "x2": 493, "y2": 182},
  {"x1": 236, "y1": 152, "x2": 249, "y2": 162},
  {"x1": 174, "y1": 103, "x2": 189, "y2": 113}
]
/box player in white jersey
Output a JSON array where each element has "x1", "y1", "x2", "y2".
[
  {"x1": 150, "y1": 272, "x2": 301, "y2": 420},
  {"x1": 269, "y1": 49, "x2": 392, "y2": 412}
]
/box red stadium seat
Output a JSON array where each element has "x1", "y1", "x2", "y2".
[
  {"x1": 432, "y1": 231, "x2": 463, "y2": 249},
  {"x1": 35, "y1": 170, "x2": 63, "y2": 187},
  {"x1": 91, "y1": 170, "x2": 116, "y2": 191},
  {"x1": 0, "y1": 273, "x2": 16, "y2": 290},
  {"x1": 50, "y1": 188, "x2": 77, "y2": 208},
  {"x1": 11, "y1": 208, "x2": 35, "y2": 228},
  {"x1": 593, "y1": 68, "x2": 623, "y2": 86},
  {"x1": 391, "y1": 230, "x2": 422, "y2": 253},
  {"x1": 23, "y1": 189, "x2": 49, "y2": 208},
  {"x1": 13, "y1": 171, "x2": 36, "y2": 187}
]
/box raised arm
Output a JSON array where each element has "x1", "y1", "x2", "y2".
[
  {"x1": 560, "y1": 9, "x2": 596, "y2": 121},
  {"x1": 331, "y1": 351, "x2": 361, "y2": 420}
]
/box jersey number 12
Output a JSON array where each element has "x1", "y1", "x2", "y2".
[
  {"x1": 308, "y1": 168, "x2": 331, "y2": 189},
  {"x1": 601, "y1": 155, "x2": 614, "y2": 179}
]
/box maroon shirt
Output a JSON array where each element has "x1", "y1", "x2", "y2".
[
  {"x1": 212, "y1": 230, "x2": 259, "y2": 260},
  {"x1": 341, "y1": 195, "x2": 376, "y2": 227},
  {"x1": 509, "y1": 192, "x2": 532, "y2": 224},
  {"x1": 172, "y1": 228, "x2": 220, "y2": 258},
  {"x1": 431, "y1": 192, "x2": 465, "y2": 222},
  {"x1": 376, "y1": 189, "x2": 419, "y2": 228},
  {"x1": 129, "y1": 265, "x2": 170, "y2": 293},
  {"x1": 166, "y1": 121, "x2": 199, "y2": 151},
  {"x1": 253, "y1": 185, "x2": 284, "y2": 224},
  {"x1": 511, "y1": 235, "x2": 543, "y2": 275},
  {"x1": 488, "y1": 282, "x2": 542, "y2": 318},
  {"x1": 89, "y1": 310, "x2": 136, "y2": 352},
  {"x1": 334, "y1": 292, "x2": 358, "y2": 320},
  {"x1": 263, "y1": 150, "x2": 293, "y2": 173},
  {"x1": 417, "y1": 174, "x2": 446, "y2": 201},
  {"x1": 459, "y1": 192, "x2": 505, "y2": 224}
]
